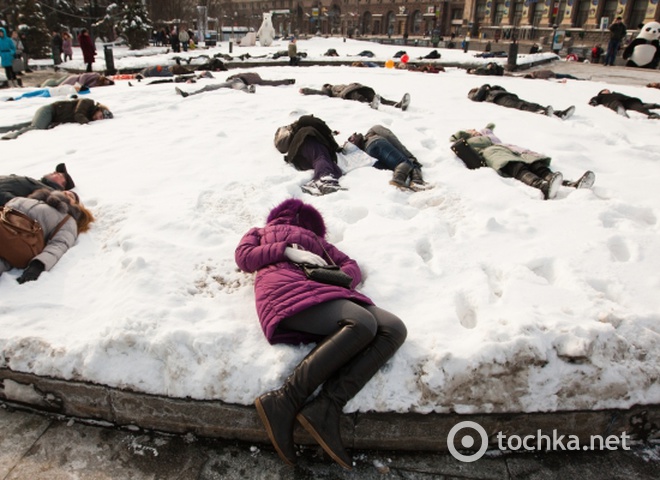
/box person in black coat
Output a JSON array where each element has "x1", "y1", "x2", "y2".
[
  {"x1": 275, "y1": 115, "x2": 344, "y2": 196},
  {"x1": 0, "y1": 163, "x2": 75, "y2": 207},
  {"x1": 468, "y1": 84, "x2": 575, "y2": 119},
  {"x1": 300, "y1": 83, "x2": 410, "y2": 111},
  {"x1": 588, "y1": 89, "x2": 660, "y2": 119}
]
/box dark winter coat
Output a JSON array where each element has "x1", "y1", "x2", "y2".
[
  {"x1": 609, "y1": 22, "x2": 627, "y2": 41},
  {"x1": 283, "y1": 115, "x2": 340, "y2": 170},
  {"x1": 468, "y1": 84, "x2": 516, "y2": 103},
  {"x1": 51, "y1": 32, "x2": 63, "y2": 56},
  {"x1": 48, "y1": 98, "x2": 99, "y2": 125},
  {"x1": 588, "y1": 91, "x2": 644, "y2": 110},
  {"x1": 330, "y1": 83, "x2": 376, "y2": 101},
  {"x1": 0, "y1": 175, "x2": 59, "y2": 207},
  {"x1": 0, "y1": 190, "x2": 77, "y2": 274},
  {"x1": 235, "y1": 199, "x2": 372, "y2": 345},
  {"x1": 78, "y1": 32, "x2": 96, "y2": 64},
  {"x1": 0, "y1": 27, "x2": 16, "y2": 68}
]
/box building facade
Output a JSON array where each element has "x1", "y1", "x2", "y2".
[{"x1": 224, "y1": 0, "x2": 660, "y2": 40}]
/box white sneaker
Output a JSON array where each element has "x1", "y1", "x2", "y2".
[{"x1": 370, "y1": 94, "x2": 380, "y2": 110}]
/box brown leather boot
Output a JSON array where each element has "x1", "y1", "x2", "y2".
[{"x1": 297, "y1": 395, "x2": 353, "y2": 470}]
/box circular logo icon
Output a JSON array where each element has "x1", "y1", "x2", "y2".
[{"x1": 447, "y1": 421, "x2": 489, "y2": 462}]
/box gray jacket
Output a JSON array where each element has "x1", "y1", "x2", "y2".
[{"x1": 0, "y1": 196, "x2": 77, "y2": 274}]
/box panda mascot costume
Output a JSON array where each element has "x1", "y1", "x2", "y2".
[
  {"x1": 257, "y1": 12, "x2": 275, "y2": 47},
  {"x1": 623, "y1": 22, "x2": 660, "y2": 69}
]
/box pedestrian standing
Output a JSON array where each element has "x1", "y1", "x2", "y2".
[
  {"x1": 51, "y1": 30, "x2": 63, "y2": 70},
  {"x1": 604, "y1": 17, "x2": 627, "y2": 66},
  {"x1": 62, "y1": 31, "x2": 73, "y2": 61},
  {"x1": 0, "y1": 27, "x2": 18, "y2": 87},
  {"x1": 77, "y1": 29, "x2": 96, "y2": 72}
]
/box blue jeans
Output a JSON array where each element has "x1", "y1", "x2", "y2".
[
  {"x1": 605, "y1": 39, "x2": 621, "y2": 66},
  {"x1": 365, "y1": 138, "x2": 412, "y2": 171}
]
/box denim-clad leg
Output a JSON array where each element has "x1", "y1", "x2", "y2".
[{"x1": 365, "y1": 138, "x2": 412, "y2": 170}]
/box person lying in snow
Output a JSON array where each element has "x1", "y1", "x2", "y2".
[
  {"x1": 235, "y1": 197, "x2": 406, "y2": 470},
  {"x1": 299, "y1": 82, "x2": 410, "y2": 111},
  {"x1": 450, "y1": 124, "x2": 595, "y2": 200}
]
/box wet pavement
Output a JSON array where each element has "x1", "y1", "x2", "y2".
[{"x1": 1, "y1": 406, "x2": 659, "y2": 479}]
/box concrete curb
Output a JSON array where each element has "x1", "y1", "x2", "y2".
[{"x1": 1, "y1": 368, "x2": 658, "y2": 452}]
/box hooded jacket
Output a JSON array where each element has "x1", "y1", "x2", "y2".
[
  {"x1": 588, "y1": 91, "x2": 644, "y2": 110},
  {"x1": 235, "y1": 199, "x2": 372, "y2": 345},
  {"x1": 283, "y1": 115, "x2": 340, "y2": 169},
  {"x1": 48, "y1": 98, "x2": 100, "y2": 125},
  {"x1": 0, "y1": 27, "x2": 16, "y2": 68},
  {"x1": 0, "y1": 190, "x2": 78, "y2": 274}
]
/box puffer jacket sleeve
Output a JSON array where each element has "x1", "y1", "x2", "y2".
[
  {"x1": 235, "y1": 227, "x2": 289, "y2": 273},
  {"x1": 34, "y1": 217, "x2": 77, "y2": 271}
]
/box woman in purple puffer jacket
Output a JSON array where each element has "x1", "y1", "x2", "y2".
[{"x1": 235, "y1": 198, "x2": 406, "y2": 470}]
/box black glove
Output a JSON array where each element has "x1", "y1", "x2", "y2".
[{"x1": 17, "y1": 260, "x2": 45, "y2": 284}]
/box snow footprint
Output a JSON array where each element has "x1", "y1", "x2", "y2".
[
  {"x1": 454, "y1": 291, "x2": 478, "y2": 329},
  {"x1": 606, "y1": 236, "x2": 632, "y2": 262}
]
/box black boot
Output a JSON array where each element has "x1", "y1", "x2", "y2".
[
  {"x1": 554, "y1": 105, "x2": 575, "y2": 120},
  {"x1": 297, "y1": 313, "x2": 407, "y2": 470},
  {"x1": 517, "y1": 170, "x2": 562, "y2": 200},
  {"x1": 390, "y1": 162, "x2": 413, "y2": 189},
  {"x1": 255, "y1": 319, "x2": 378, "y2": 467},
  {"x1": 394, "y1": 93, "x2": 411, "y2": 111},
  {"x1": 409, "y1": 167, "x2": 430, "y2": 191},
  {"x1": 527, "y1": 165, "x2": 564, "y2": 199},
  {"x1": 297, "y1": 393, "x2": 353, "y2": 469}
]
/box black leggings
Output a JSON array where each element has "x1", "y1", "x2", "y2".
[
  {"x1": 278, "y1": 299, "x2": 406, "y2": 406},
  {"x1": 280, "y1": 299, "x2": 406, "y2": 342}
]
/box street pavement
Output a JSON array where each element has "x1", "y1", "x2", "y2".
[{"x1": 1, "y1": 406, "x2": 659, "y2": 479}]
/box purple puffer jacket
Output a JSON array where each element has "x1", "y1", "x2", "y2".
[{"x1": 235, "y1": 198, "x2": 373, "y2": 345}]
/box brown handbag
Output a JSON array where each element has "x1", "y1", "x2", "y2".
[{"x1": 0, "y1": 207, "x2": 70, "y2": 268}]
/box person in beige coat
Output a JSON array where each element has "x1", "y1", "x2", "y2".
[{"x1": 0, "y1": 189, "x2": 94, "y2": 283}]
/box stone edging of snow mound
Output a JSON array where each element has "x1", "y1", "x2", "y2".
[{"x1": 1, "y1": 368, "x2": 658, "y2": 452}]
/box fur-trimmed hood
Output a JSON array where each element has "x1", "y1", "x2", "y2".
[
  {"x1": 28, "y1": 188, "x2": 82, "y2": 221},
  {"x1": 266, "y1": 198, "x2": 327, "y2": 238}
]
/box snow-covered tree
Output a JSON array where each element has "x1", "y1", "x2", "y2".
[
  {"x1": 15, "y1": 0, "x2": 51, "y2": 59},
  {"x1": 116, "y1": 1, "x2": 153, "y2": 50}
]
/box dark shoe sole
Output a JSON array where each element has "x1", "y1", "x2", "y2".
[
  {"x1": 255, "y1": 397, "x2": 296, "y2": 467},
  {"x1": 297, "y1": 413, "x2": 352, "y2": 470}
]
